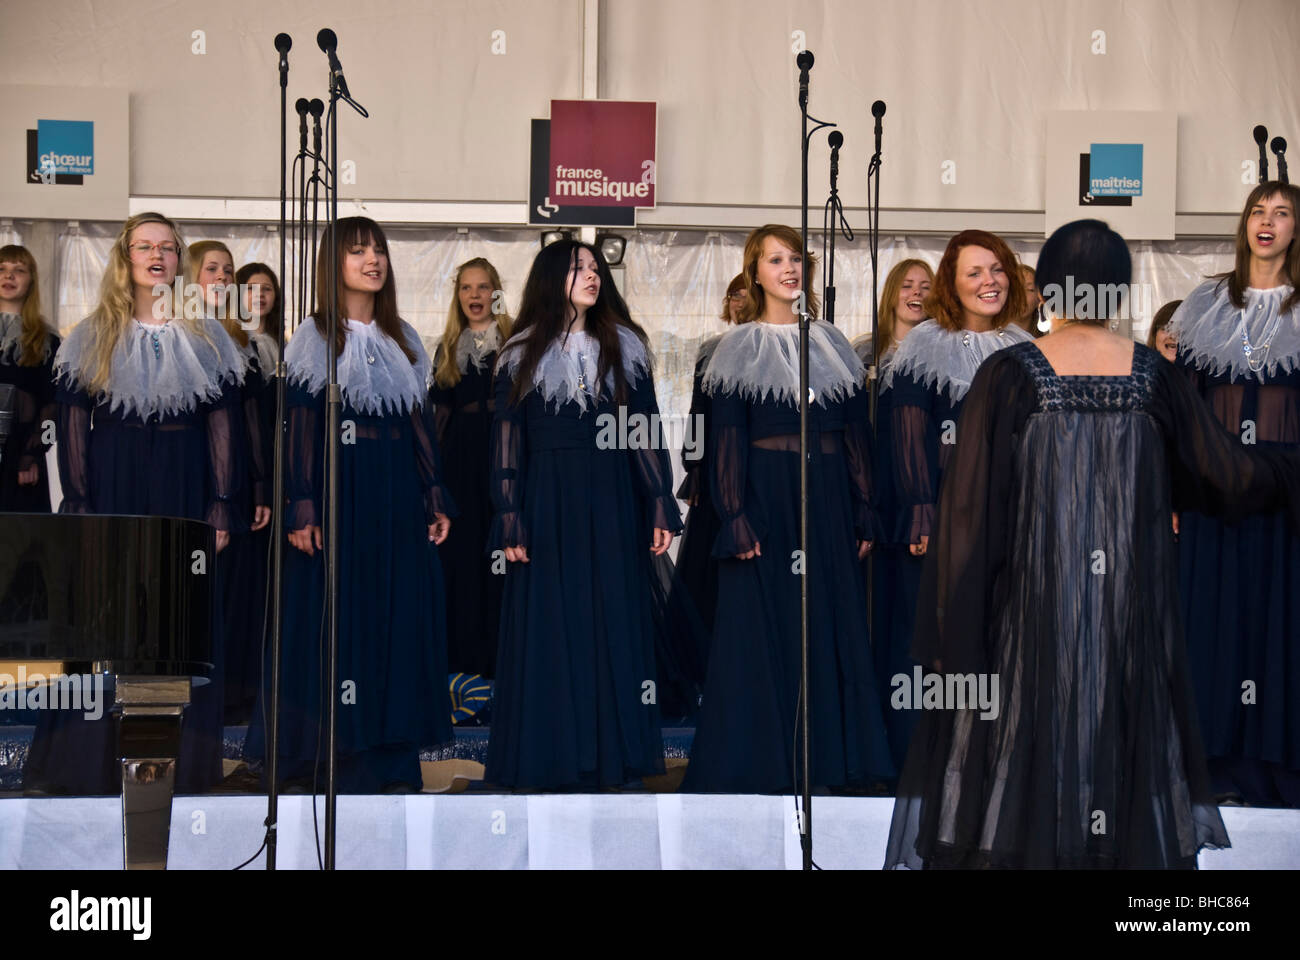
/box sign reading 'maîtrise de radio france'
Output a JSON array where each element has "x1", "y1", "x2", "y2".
[{"x1": 548, "y1": 100, "x2": 657, "y2": 208}]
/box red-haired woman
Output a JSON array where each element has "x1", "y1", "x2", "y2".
[{"x1": 875, "y1": 231, "x2": 1031, "y2": 770}]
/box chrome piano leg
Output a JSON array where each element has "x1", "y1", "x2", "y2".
[{"x1": 115, "y1": 677, "x2": 190, "y2": 871}]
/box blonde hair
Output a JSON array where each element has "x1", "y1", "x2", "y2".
[
  {"x1": 739, "y1": 225, "x2": 819, "y2": 324},
  {"x1": 433, "y1": 257, "x2": 513, "y2": 388},
  {"x1": 876, "y1": 258, "x2": 934, "y2": 362},
  {"x1": 186, "y1": 240, "x2": 245, "y2": 347},
  {"x1": 0, "y1": 244, "x2": 52, "y2": 366},
  {"x1": 71, "y1": 212, "x2": 212, "y2": 396}
]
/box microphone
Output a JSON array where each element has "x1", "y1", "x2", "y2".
[
  {"x1": 828, "y1": 130, "x2": 843, "y2": 182},
  {"x1": 317, "y1": 28, "x2": 350, "y2": 98},
  {"x1": 295, "y1": 98, "x2": 310, "y2": 156},
  {"x1": 872, "y1": 100, "x2": 886, "y2": 159},
  {"x1": 797, "y1": 50, "x2": 814, "y2": 108},
  {"x1": 309, "y1": 99, "x2": 325, "y2": 159},
  {"x1": 1255, "y1": 125, "x2": 1270, "y2": 182},
  {"x1": 1271, "y1": 136, "x2": 1289, "y2": 184},
  {"x1": 275, "y1": 32, "x2": 291, "y2": 87}
]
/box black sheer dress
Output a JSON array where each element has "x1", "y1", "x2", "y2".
[{"x1": 885, "y1": 340, "x2": 1300, "y2": 869}]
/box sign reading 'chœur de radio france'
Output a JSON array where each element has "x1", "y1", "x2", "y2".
[{"x1": 547, "y1": 100, "x2": 656, "y2": 208}]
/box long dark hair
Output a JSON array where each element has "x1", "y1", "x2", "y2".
[
  {"x1": 235, "y1": 261, "x2": 284, "y2": 341},
  {"x1": 311, "y1": 216, "x2": 415, "y2": 363},
  {"x1": 1215, "y1": 181, "x2": 1300, "y2": 313},
  {"x1": 505, "y1": 240, "x2": 648, "y2": 406}
]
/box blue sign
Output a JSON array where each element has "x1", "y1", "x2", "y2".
[
  {"x1": 36, "y1": 119, "x2": 95, "y2": 176},
  {"x1": 1089, "y1": 143, "x2": 1142, "y2": 197}
]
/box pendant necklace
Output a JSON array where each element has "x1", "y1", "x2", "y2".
[
  {"x1": 136, "y1": 318, "x2": 168, "y2": 360},
  {"x1": 1240, "y1": 300, "x2": 1282, "y2": 375}
]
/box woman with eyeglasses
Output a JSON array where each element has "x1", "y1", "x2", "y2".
[{"x1": 23, "y1": 212, "x2": 246, "y2": 796}]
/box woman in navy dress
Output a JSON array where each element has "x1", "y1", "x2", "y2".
[
  {"x1": 24, "y1": 212, "x2": 246, "y2": 795},
  {"x1": 485, "y1": 240, "x2": 680, "y2": 790},
  {"x1": 0, "y1": 244, "x2": 60, "y2": 513},
  {"x1": 429, "y1": 257, "x2": 512, "y2": 680},
  {"x1": 681, "y1": 224, "x2": 894, "y2": 793},
  {"x1": 878, "y1": 232, "x2": 1031, "y2": 769},
  {"x1": 1170, "y1": 180, "x2": 1300, "y2": 806},
  {"x1": 229, "y1": 261, "x2": 283, "y2": 721},
  {"x1": 244, "y1": 217, "x2": 455, "y2": 793},
  {"x1": 885, "y1": 219, "x2": 1300, "y2": 869},
  {"x1": 189, "y1": 242, "x2": 272, "y2": 725},
  {"x1": 855, "y1": 258, "x2": 934, "y2": 773},
  {"x1": 670, "y1": 272, "x2": 747, "y2": 690}
]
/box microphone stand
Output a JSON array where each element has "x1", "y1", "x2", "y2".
[
  {"x1": 264, "y1": 30, "x2": 292, "y2": 872},
  {"x1": 319, "y1": 32, "x2": 367, "y2": 873},
  {"x1": 864, "y1": 101, "x2": 884, "y2": 692},
  {"x1": 823, "y1": 131, "x2": 853, "y2": 326},
  {"x1": 795, "y1": 50, "x2": 836, "y2": 872}
]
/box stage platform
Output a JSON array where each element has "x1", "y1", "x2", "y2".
[{"x1": 1, "y1": 794, "x2": 1297, "y2": 869}]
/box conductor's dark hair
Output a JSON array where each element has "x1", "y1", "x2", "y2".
[
  {"x1": 504, "y1": 239, "x2": 649, "y2": 407},
  {"x1": 1035, "y1": 219, "x2": 1132, "y2": 322}
]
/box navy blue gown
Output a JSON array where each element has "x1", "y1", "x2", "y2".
[
  {"x1": 429, "y1": 327, "x2": 503, "y2": 680},
  {"x1": 243, "y1": 317, "x2": 456, "y2": 793},
  {"x1": 663, "y1": 333, "x2": 723, "y2": 706},
  {"x1": 885, "y1": 341, "x2": 1297, "y2": 869},
  {"x1": 218, "y1": 334, "x2": 274, "y2": 723},
  {"x1": 485, "y1": 324, "x2": 681, "y2": 789},
  {"x1": 0, "y1": 314, "x2": 59, "y2": 513},
  {"x1": 876, "y1": 320, "x2": 1030, "y2": 770},
  {"x1": 1171, "y1": 280, "x2": 1300, "y2": 806},
  {"x1": 681, "y1": 320, "x2": 894, "y2": 793},
  {"x1": 24, "y1": 316, "x2": 246, "y2": 795}
]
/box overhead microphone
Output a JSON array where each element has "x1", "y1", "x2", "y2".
[
  {"x1": 274, "y1": 33, "x2": 291, "y2": 86},
  {"x1": 309, "y1": 99, "x2": 325, "y2": 159},
  {"x1": 828, "y1": 130, "x2": 843, "y2": 180},
  {"x1": 1271, "y1": 136, "x2": 1289, "y2": 184},
  {"x1": 1255, "y1": 124, "x2": 1270, "y2": 182},
  {"x1": 295, "y1": 97, "x2": 310, "y2": 155},
  {"x1": 317, "y1": 28, "x2": 350, "y2": 99},
  {"x1": 796, "y1": 50, "x2": 814, "y2": 107}
]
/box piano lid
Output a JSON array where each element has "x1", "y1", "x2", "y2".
[{"x1": 0, "y1": 514, "x2": 213, "y2": 679}]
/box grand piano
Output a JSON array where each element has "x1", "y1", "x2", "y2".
[{"x1": 0, "y1": 513, "x2": 213, "y2": 869}]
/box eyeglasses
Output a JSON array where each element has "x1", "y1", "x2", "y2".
[
  {"x1": 129, "y1": 242, "x2": 180, "y2": 257},
  {"x1": 727, "y1": 292, "x2": 747, "y2": 301}
]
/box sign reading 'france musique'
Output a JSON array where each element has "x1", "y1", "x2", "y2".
[{"x1": 547, "y1": 100, "x2": 657, "y2": 208}]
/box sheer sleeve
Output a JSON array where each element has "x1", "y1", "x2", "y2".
[
  {"x1": 285, "y1": 383, "x2": 322, "y2": 532},
  {"x1": 242, "y1": 365, "x2": 269, "y2": 508},
  {"x1": 627, "y1": 370, "x2": 684, "y2": 533},
  {"x1": 912, "y1": 352, "x2": 1036, "y2": 675},
  {"x1": 487, "y1": 368, "x2": 528, "y2": 551},
  {"x1": 889, "y1": 371, "x2": 940, "y2": 544},
  {"x1": 411, "y1": 399, "x2": 459, "y2": 523},
  {"x1": 20, "y1": 344, "x2": 59, "y2": 472},
  {"x1": 429, "y1": 347, "x2": 454, "y2": 445},
  {"x1": 709, "y1": 390, "x2": 764, "y2": 558},
  {"x1": 1151, "y1": 356, "x2": 1300, "y2": 528},
  {"x1": 675, "y1": 351, "x2": 709, "y2": 502},
  {"x1": 55, "y1": 384, "x2": 93, "y2": 514},
  {"x1": 204, "y1": 379, "x2": 246, "y2": 533},
  {"x1": 842, "y1": 386, "x2": 878, "y2": 541}
]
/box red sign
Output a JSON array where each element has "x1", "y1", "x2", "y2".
[{"x1": 548, "y1": 100, "x2": 656, "y2": 208}]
